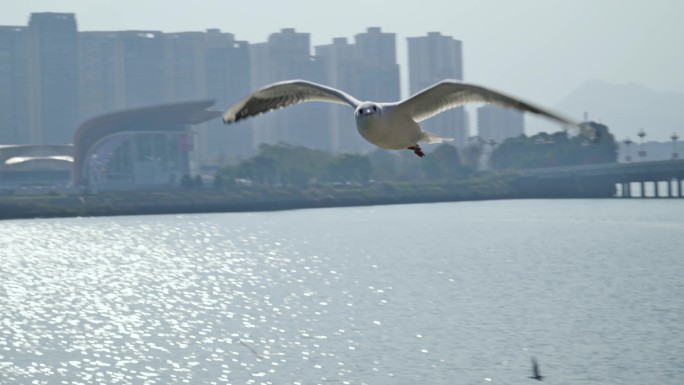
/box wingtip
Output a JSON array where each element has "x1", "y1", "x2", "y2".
[{"x1": 222, "y1": 113, "x2": 235, "y2": 124}]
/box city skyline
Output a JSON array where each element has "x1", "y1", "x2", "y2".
[
  {"x1": 3, "y1": 1, "x2": 682, "y2": 109},
  {"x1": 4, "y1": 14, "x2": 491, "y2": 164},
  {"x1": 1, "y1": 3, "x2": 682, "y2": 152}
]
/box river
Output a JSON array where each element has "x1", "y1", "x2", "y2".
[{"x1": 1, "y1": 199, "x2": 683, "y2": 384}]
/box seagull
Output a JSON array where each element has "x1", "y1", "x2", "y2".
[
  {"x1": 222, "y1": 79, "x2": 594, "y2": 157},
  {"x1": 529, "y1": 357, "x2": 544, "y2": 381}
]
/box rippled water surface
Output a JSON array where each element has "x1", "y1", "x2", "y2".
[{"x1": 1, "y1": 199, "x2": 683, "y2": 384}]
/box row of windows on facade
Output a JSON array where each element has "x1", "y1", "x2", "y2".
[{"x1": 0, "y1": 13, "x2": 523, "y2": 165}]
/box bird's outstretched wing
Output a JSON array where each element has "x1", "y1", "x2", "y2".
[
  {"x1": 223, "y1": 80, "x2": 361, "y2": 124},
  {"x1": 397, "y1": 79, "x2": 595, "y2": 139}
]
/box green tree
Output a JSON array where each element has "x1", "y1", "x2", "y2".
[
  {"x1": 217, "y1": 143, "x2": 332, "y2": 187},
  {"x1": 461, "y1": 139, "x2": 486, "y2": 173},
  {"x1": 368, "y1": 149, "x2": 399, "y2": 181},
  {"x1": 180, "y1": 174, "x2": 193, "y2": 189},
  {"x1": 258, "y1": 143, "x2": 331, "y2": 187},
  {"x1": 323, "y1": 153, "x2": 372, "y2": 183},
  {"x1": 214, "y1": 165, "x2": 238, "y2": 188},
  {"x1": 213, "y1": 174, "x2": 224, "y2": 189},
  {"x1": 237, "y1": 155, "x2": 278, "y2": 185},
  {"x1": 491, "y1": 124, "x2": 618, "y2": 170},
  {"x1": 420, "y1": 143, "x2": 464, "y2": 180},
  {"x1": 193, "y1": 175, "x2": 203, "y2": 189}
]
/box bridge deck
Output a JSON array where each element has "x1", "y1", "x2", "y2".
[{"x1": 515, "y1": 159, "x2": 684, "y2": 198}]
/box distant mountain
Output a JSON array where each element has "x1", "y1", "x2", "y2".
[{"x1": 536, "y1": 80, "x2": 684, "y2": 142}]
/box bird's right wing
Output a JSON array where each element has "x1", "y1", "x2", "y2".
[
  {"x1": 223, "y1": 80, "x2": 361, "y2": 124},
  {"x1": 397, "y1": 79, "x2": 596, "y2": 139}
]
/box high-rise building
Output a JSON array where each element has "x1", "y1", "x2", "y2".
[
  {"x1": 165, "y1": 32, "x2": 210, "y2": 103},
  {"x1": 79, "y1": 30, "x2": 168, "y2": 114},
  {"x1": 79, "y1": 31, "x2": 122, "y2": 121},
  {"x1": 202, "y1": 29, "x2": 252, "y2": 162},
  {"x1": 310, "y1": 27, "x2": 402, "y2": 154},
  {"x1": 28, "y1": 13, "x2": 79, "y2": 144},
  {"x1": 353, "y1": 27, "x2": 400, "y2": 102},
  {"x1": 248, "y1": 29, "x2": 328, "y2": 150},
  {"x1": 0, "y1": 26, "x2": 29, "y2": 144},
  {"x1": 477, "y1": 104, "x2": 524, "y2": 143},
  {"x1": 315, "y1": 37, "x2": 369, "y2": 153},
  {"x1": 117, "y1": 31, "x2": 166, "y2": 109},
  {"x1": 407, "y1": 32, "x2": 468, "y2": 146},
  {"x1": 314, "y1": 28, "x2": 401, "y2": 154}
]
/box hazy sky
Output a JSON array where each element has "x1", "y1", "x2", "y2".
[{"x1": 3, "y1": 0, "x2": 683, "y2": 117}]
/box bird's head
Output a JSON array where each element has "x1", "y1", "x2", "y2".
[{"x1": 355, "y1": 103, "x2": 381, "y2": 119}]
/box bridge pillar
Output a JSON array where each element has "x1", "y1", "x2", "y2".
[
  {"x1": 656, "y1": 181, "x2": 662, "y2": 198},
  {"x1": 640, "y1": 181, "x2": 646, "y2": 198},
  {"x1": 656, "y1": 180, "x2": 661, "y2": 198},
  {"x1": 651, "y1": 181, "x2": 656, "y2": 198},
  {"x1": 669, "y1": 179, "x2": 674, "y2": 198}
]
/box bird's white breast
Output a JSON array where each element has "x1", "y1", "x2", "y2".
[{"x1": 355, "y1": 104, "x2": 423, "y2": 149}]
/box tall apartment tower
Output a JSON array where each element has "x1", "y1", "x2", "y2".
[
  {"x1": 248, "y1": 29, "x2": 327, "y2": 150},
  {"x1": 79, "y1": 30, "x2": 167, "y2": 114},
  {"x1": 477, "y1": 105, "x2": 524, "y2": 143},
  {"x1": 165, "y1": 32, "x2": 211, "y2": 103},
  {"x1": 407, "y1": 32, "x2": 468, "y2": 146},
  {"x1": 353, "y1": 27, "x2": 400, "y2": 102},
  {"x1": 202, "y1": 30, "x2": 252, "y2": 162},
  {"x1": 28, "y1": 13, "x2": 79, "y2": 144},
  {"x1": 79, "y1": 31, "x2": 122, "y2": 121},
  {"x1": 117, "y1": 31, "x2": 167, "y2": 109},
  {"x1": 315, "y1": 37, "x2": 370, "y2": 153},
  {"x1": 0, "y1": 26, "x2": 29, "y2": 144}
]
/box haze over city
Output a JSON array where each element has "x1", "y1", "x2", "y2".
[{"x1": 3, "y1": 0, "x2": 684, "y2": 141}]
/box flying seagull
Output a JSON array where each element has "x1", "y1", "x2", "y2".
[
  {"x1": 222, "y1": 79, "x2": 594, "y2": 157},
  {"x1": 529, "y1": 357, "x2": 544, "y2": 381}
]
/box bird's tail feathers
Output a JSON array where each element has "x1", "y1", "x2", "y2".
[{"x1": 421, "y1": 132, "x2": 454, "y2": 144}]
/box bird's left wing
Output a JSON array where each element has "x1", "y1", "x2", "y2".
[
  {"x1": 397, "y1": 80, "x2": 595, "y2": 139},
  {"x1": 223, "y1": 80, "x2": 361, "y2": 124}
]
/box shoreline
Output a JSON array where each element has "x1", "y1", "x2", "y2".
[
  {"x1": 0, "y1": 176, "x2": 519, "y2": 220},
  {"x1": 0, "y1": 191, "x2": 515, "y2": 221},
  {"x1": 0, "y1": 173, "x2": 621, "y2": 221}
]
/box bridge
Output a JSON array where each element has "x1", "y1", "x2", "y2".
[{"x1": 516, "y1": 159, "x2": 684, "y2": 198}]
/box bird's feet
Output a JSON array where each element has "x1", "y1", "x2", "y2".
[{"x1": 407, "y1": 145, "x2": 425, "y2": 157}]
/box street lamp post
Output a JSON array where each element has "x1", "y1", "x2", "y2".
[
  {"x1": 623, "y1": 138, "x2": 633, "y2": 162},
  {"x1": 671, "y1": 132, "x2": 679, "y2": 160},
  {"x1": 637, "y1": 129, "x2": 647, "y2": 161},
  {"x1": 488, "y1": 138, "x2": 497, "y2": 170}
]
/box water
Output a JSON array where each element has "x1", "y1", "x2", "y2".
[{"x1": 1, "y1": 199, "x2": 683, "y2": 384}]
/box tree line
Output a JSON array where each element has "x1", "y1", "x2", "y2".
[
  {"x1": 490, "y1": 122, "x2": 617, "y2": 169},
  {"x1": 211, "y1": 123, "x2": 617, "y2": 188},
  {"x1": 213, "y1": 141, "x2": 481, "y2": 188}
]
